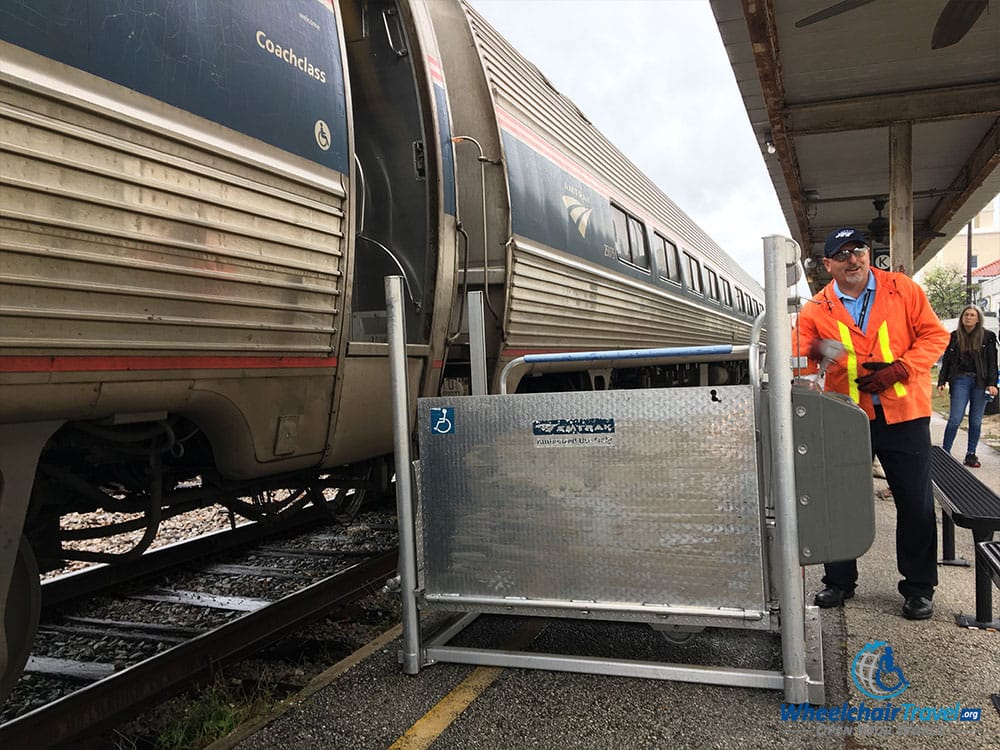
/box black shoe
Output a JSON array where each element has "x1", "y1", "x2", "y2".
[
  {"x1": 964, "y1": 454, "x2": 981, "y2": 468},
  {"x1": 814, "y1": 587, "x2": 854, "y2": 608},
  {"x1": 902, "y1": 596, "x2": 933, "y2": 620}
]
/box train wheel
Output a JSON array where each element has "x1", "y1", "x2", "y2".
[
  {"x1": 321, "y1": 456, "x2": 393, "y2": 520},
  {"x1": 335, "y1": 486, "x2": 368, "y2": 520},
  {"x1": 1, "y1": 536, "x2": 40, "y2": 705}
]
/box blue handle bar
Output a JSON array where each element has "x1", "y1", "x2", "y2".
[{"x1": 522, "y1": 344, "x2": 734, "y2": 365}]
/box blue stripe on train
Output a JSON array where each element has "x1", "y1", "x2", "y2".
[
  {"x1": 1, "y1": 0, "x2": 350, "y2": 174},
  {"x1": 434, "y1": 83, "x2": 456, "y2": 216},
  {"x1": 502, "y1": 130, "x2": 617, "y2": 268}
]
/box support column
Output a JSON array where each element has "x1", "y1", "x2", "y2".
[
  {"x1": 468, "y1": 291, "x2": 488, "y2": 396},
  {"x1": 763, "y1": 236, "x2": 809, "y2": 704},
  {"x1": 889, "y1": 122, "x2": 914, "y2": 275},
  {"x1": 386, "y1": 276, "x2": 421, "y2": 674}
]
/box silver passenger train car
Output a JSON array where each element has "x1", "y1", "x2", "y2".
[{"x1": 0, "y1": 0, "x2": 763, "y2": 701}]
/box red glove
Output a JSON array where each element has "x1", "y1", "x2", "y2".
[{"x1": 855, "y1": 361, "x2": 909, "y2": 393}]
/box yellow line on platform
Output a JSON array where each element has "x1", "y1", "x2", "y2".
[
  {"x1": 387, "y1": 619, "x2": 549, "y2": 750},
  {"x1": 387, "y1": 664, "x2": 505, "y2": 750}
]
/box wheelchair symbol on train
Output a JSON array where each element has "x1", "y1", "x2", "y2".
[{"x1": 430, "y1": 407, "x2": 455, "y2": 435}]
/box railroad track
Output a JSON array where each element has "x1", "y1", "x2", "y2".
[{"x1": 0, "y1": 513, "x2": 399, "y2": 749}]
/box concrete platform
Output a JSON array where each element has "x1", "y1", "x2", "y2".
[{"x1": 215, "y1": 414, "x2": 999, "y2": 750}]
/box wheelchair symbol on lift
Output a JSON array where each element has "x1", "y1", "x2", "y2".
[{"x1": 430, "y1": 407, "x2": 455, "y2": 435}]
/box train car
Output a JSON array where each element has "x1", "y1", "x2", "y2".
[
  {"x1": 429, "y1": 2, "x2": 764, "y2": 394},
  {"x1": 0, "y1": 0, "x2": 763, "y2": 702}
]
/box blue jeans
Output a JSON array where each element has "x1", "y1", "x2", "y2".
[{"x1": 942, "y1": 374, "x2": 988, "y2": 456}]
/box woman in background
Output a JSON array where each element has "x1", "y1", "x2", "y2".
[{"x1": 938, "y1": 305, "x2": 999, "y2": 468}]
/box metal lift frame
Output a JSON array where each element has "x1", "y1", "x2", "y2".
[{"x1": 387, "y1": 237, "x2": 823, "y2": 704}]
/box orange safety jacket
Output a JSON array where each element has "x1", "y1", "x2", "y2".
[{"x1": 792, "y1": 268, "x2": 948, "y2": 424}]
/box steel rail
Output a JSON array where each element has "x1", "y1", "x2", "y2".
[{"x1": 0, "y1": 549, "x2": 397, "y2": 749}]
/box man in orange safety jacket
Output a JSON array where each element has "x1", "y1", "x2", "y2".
[{"x1": 793, "y1": 227, "x2": 948, "y2": 620}]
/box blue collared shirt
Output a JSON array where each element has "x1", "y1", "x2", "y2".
[{"x1": 833, "y1": 271, "x2": 877, "y2": 333}]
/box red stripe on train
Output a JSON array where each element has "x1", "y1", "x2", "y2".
[
  {"x1": 427, "y1": 55, "x2": 445, "y2": 84},
  {"x1": 0, "y1": 355, "x2": 339, "y2": 373}
]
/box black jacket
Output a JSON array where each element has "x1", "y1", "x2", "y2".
[{"x1": 937, "y1": 328, "x2": 999, "y2": 388}]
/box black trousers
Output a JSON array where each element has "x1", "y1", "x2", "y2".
[{"x1": 821, "y1": 408, "x2": 938, "y2": 600}]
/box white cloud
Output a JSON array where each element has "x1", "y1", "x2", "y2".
[{"x1": 469, "y1": 0, "x2": 789, "y2": 284}]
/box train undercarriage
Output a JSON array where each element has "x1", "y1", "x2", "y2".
[{"x1": 0, "y1": 415, "x2": 394, "y2": 704}]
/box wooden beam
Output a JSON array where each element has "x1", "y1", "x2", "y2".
[
  {"x1": 925, "y1": 118, "x2": 1000, "y2": 236},
  {"x1": 889, "y1": 123, "x2": 914, "y2": 276},
  {"x1": 785, "y1": 82, "x2": 1000, "y2": 135},
  {"x1": 808, "y1": 220, "x2": 943, "y2": 244},
  {"x1": 739, "y1": 0, "x2": 812, "y2": 256}
]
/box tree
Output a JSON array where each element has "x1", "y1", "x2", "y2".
[{"x1": 922, "y1": 265, "x2": 974, "y2": 319}]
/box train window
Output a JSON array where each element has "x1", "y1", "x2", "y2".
[
  {"x1": 683, "y1": 251, "x2": 703, "y2": 295},
  {"x1": 611, "y1": 207, "x2": 629, "y2": 262},
  {"x1": 721, "y1": 279, "x2": 733, "y2": 307},
  {"x1": 652, "y1": 233, "x2": 681, "y2": 283},
  {"x1": 665, "y1": 237, "x2": 681, "y2": 281},
  {"x1": 611, "y1": 207, "x2": 630, "y2": 263},
  {"x1": 651, "y1": 235, "x2": 665, "y2": 279},
  {"x1": 611, "y1": 204, "x2": 649, "y2": 270},
  {"x1": 735, "y1": 288, "x2": 746, "y2": 313},
  {"x1": 706, "y1": 267, "x2": 720, "y2": 301},
  {"x1": 627, "y1": 216, "x2": 649, "y2": 269}
]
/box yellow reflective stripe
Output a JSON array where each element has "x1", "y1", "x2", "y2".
[
  {"x1": 837, "y1": 321, "x2": 860, "y2": 403},
  {"x1": 877, "y1": 321, "x2": 908, "y2": 396}
]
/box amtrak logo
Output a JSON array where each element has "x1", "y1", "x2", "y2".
[
  {"x1": 836, "y1": 229, "x2": 855, "y2": 238},
  {"x1": 851, "y1": 640, "x2": 910, "y2": 700},
  {"x1": 562, "y1": 195, "x2": 593, "y2": 238}
]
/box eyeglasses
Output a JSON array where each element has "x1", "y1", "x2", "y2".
[{"x1": 828, "y1": 246, "x2": 869, "y2": 263}]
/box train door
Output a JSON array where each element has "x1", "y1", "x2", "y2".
[
  {"x1": 325, "y1": 0, "x2": 443, "y2": 465},
  {"x1": 339, "y1": 0, "x2": 435, "y2": 344}
]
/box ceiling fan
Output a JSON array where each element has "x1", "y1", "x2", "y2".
[
  {"x1": 795, "y1": 0, "x2": 990, "y2": 49},
  {"x1": 867, "y1": 198, "x2": 889, "y2": 243},
  {"x1": 866, "y1": 198, "x2": 946, "y2": 244}
]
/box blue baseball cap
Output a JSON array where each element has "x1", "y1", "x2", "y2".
[{"x1": 824, "y1": 227, "x2": 868, "y2": 257}]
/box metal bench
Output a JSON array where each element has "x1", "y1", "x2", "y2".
[
  {"x1": 978, "y1": 541, "x2": 1000, "y2": 593},
  {"x1": 930, "y1": 446, "x2": 1000, "y2": 629}
]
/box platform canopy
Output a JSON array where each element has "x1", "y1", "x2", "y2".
[{"x1": 709, "y1": 0, "x2": 1000, "y2": 292}]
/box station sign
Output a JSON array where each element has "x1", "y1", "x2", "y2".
[{"x1": 871, "y1": 248, "x2": 891, "y2": 271}]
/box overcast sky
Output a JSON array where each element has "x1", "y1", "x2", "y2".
[{"x1": 469, "y1": 0, "x2": 789, "y2": 284}]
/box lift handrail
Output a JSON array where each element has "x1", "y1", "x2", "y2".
[{"x1": 499, "y1": 344, "x2": 751, "y2": 394}]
